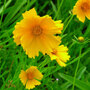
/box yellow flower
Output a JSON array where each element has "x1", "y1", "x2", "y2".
[
  {"x1": 19, "y1": 66, "x2": 43, "y2": 89},
  {"x1": 78, "y1": 36, "x2": 84, "y2": 42},
  {"x1": 13, "y1": 8, "x2": 63, "y2": 58},
  {"x1": 49, "y1": 45, "x2": 70, "y2": 67},
  {"x1": 73, "y1": 0, "x2": 90, "y2": 22}
]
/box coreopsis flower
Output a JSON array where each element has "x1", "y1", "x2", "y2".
[
  {"x1": 49, "y1": 45, "x2": 70, "y2": 67},
  {"x1": 73, "y1": 0, "x2": 90, "y2": 22},
  {"x1": 78, "y1": 36, "x2": 84, "y2": 42},
  {"x1": 13, "y1": 8, "x2": 63, "y2": 58},
  {"x1": 19, "y1": 66, "x2": 43, "y2": 89}
]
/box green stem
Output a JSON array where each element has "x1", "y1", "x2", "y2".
[
  {"x1": 54, "y1": 0, "x2": 64, "y2": 20},
  {"x1": 38, "y1": 55, "x2": 51, "y2": 69},
  {"x1": 0, "y1": 0, "x2": 12, "y2": 14},
  {"x1": 61, "y1": 15, "x2": 74, "y2": 36},
  {"x1": 64, "y1": 15, "x2": 71, "y2": 24},
  {"x1": 0, "y1": 0, "x2": 6, "y2": 27},
  {"x1": 72, "y1": 46, "x2": 82, "y2": 90},
  {"x1": 26, "y1": 0, "x2": 30, "y2": 10}
]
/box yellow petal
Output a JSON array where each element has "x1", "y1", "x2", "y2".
[
  {"x1": 42, "y1": 35, "x2": 60, "y2": 50},
  {"x1": 57, "y1": 52, "x2": 70, "y2": 62},
  {"x1": 22, "y1": 8, "x2": 37, "y2": 19},
  {"x1": 54, "y1": 20, "x2": 63, "y2": 33},
  {"x1": 77, "y1": 8, "x2": 85, "y2": 22},
  {"x1": 85, "y1": 9, "x2": 90, "y2": 20},
  {"x1": 32, "y1": 79, "x2": 41, "y2": 85},
  {"x1": 26, "y1": 79, "x2": 41, "y2": 89},
  {"x1": 13, "y1": 36, "x2": 21, "y2": 45},
  {"x1": 56, "y1": 59, "x2": 66, "y2": 67},
  {"x1": 19, "y1": 70, "x2": 27, "y2": 85},
  {"x1": 25, "y1": 38, "x2": 40, "y2": 58},
  {"x1": 40, "y1": 15, "x2": 61, "y2": 34},
  {"x1": 50, "y1": 55, "x2": 57, "y2": 60},
  {"x1": 26, "y1": 66, "x2": 37, "y2": 73},
  {"x1": 34, "y1": 69, "x2": 43, "y2": 80},
  {"x1": 57, "y1": 45, "x2": 68, "y2": 52},
  {"x1": 20, "y1": 33, "x2": 33, "y2": 49},
  {"x1": 26, "y1": 80, "x2": 35, "y2": 89}
]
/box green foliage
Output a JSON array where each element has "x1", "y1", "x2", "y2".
[{"x1": 0, "y1": 0, "x2": 90, "y2": 90}]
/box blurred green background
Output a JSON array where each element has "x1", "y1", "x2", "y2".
[{"x1": 0, "y1": 0, "x2": 90, "y2": 90}]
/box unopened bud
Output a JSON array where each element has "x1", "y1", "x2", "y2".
[{"x1": 78, "y1": 36, "x2": 84, "y2": 42}]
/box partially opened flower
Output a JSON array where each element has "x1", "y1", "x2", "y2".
[
  {"x1": 19, "y1": 66, "x2": 43, "y2": 89},
  {"x1": 73, "y1": 0, "x2": 90, "y2": 22},
  {"x1": 49, "y1": 45, "x2": 70, "y2": 67},
  {"x1": 13, "y1": 8, "x2": 63, "y2": 58}
]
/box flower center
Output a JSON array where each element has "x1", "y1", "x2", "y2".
[
  {"x1": 51, "y1": 49, "x2": 57, "y2": 55},
  {"x1": 81, "y1": 2, "x2": 89, "y2": 12},
  {"x1": 32, "y1": 26, "x2": 43, "y2": 36},
  {"x1": 27, "y1": 72, "x2": 34, "y2": 80}
]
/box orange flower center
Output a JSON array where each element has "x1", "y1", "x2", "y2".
[
  {"x1": 32, "y1": 26, "x2": 43, "y2": 36},
  {"x1": 51, "y1": 49, "x2": 57, "y2": 55},
  {"x1": 27, "y1": 72, "x2": 34, "y2": 80},
  {"x1": 81, "y1": 2, "x2": 89, "y2": 12}
]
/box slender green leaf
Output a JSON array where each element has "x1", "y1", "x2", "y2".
[
  {"x1": 3, "y1": 0, "x2": 27, "y2": 27},
  {"x1": 59, "y1": 73, "x2": 90, "y2": 90}
]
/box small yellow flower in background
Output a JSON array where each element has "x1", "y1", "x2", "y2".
[
  {"x1": 49, "y1": 45, "x2": 70, "y2": 67},
  {"x1": 13, "y1": 8, "x2": 63, "y2": 58},
  {"x1": 19, "y1": 66, "x2": 43, "y2": 89},
  {"x1": 73, "y1": 0, "x2": 90, "y2": 22},
  {"x1": 78, "y1": 36, "x2": 84, "y2": 42}
]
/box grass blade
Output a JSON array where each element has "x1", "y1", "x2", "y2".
[
  {"x1": 3, "y1": 0, "x2": 27, "y2": 27},
  {"x1": 59, "y1": 73, "x2": 90, "y2": 90}
]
